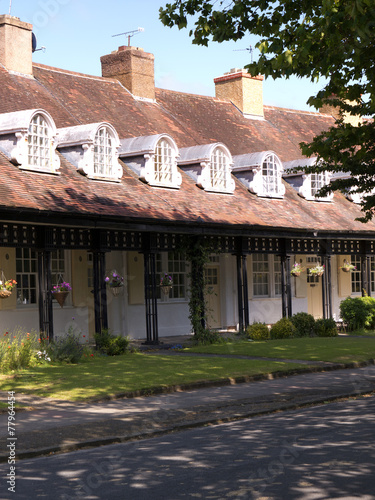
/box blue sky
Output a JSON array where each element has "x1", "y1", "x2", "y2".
[{"x1": 5, "y1": 0, "x2": 326, "y2": 111}]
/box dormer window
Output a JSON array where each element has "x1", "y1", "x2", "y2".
[
  {"x1": 210, "y1": 147, "x2": 229, "y2": 191},
  {"x1": 155, "y1": 138, "x2": 173, "y2": 184},
  {"x1": 28, "y1": 114, "x2": 51, "y2": 170},
  {"x1": 94, "y1": 126, "x2": 115, "y2": 178},
  {"x1": 232, "y1": 151, "x2": 285, "y2": 199},
  {"x1": 262, "y1": 153, "x2": 283, "y2": 196},
  {"x1": 119, "y1": 134, "x2": 182, "y2": 189},
  {"x1": 283, "y1": 158, "x2": 333, "y2": 202},
  {"x1": 178, "y1": 143, "x2": 235, "y2": 194},
  {"x1": 0, "y1": 109, "x2": 60, "y2": 174},
  {"x1": 57, "y1": 122, "x2": 122, "y2": 182}
]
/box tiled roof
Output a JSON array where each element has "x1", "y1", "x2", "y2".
[{"x1": 0, "y1": 63, "x2": 373, "y2": 235}]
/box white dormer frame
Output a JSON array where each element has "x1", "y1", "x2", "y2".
[
  {"x1": 57, "y1": 122, "x2": 122, "y2": 182},
  {"x1": 299, "y1": 171, "x2": 333, "y2": 201},
  {"x1": 119, "y1": 134, "x2": 182, "y2": 189},
  {"x1": 283, "y1": 158, "x2": 333, "y2": 202},
  {"x1": 178, "y1": 143, "x2": 235, "y2": 194},
  {"x1": 0, "y1": 109, "x2": 60, "y2": 174}
]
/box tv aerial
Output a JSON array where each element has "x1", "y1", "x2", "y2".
[
  {"x1": 112, "y1": 27, "x2": 144, "y2": 46},
  {"x1": 234, "y1": 46, "x2": 254, "y2": 63}
]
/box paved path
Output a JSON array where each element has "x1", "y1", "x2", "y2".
[{"x1": 1, "y1": 359, "x2": 375, "y2": 462}]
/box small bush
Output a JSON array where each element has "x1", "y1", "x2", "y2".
[
  {"x1": 95, "y1": 329, "x2": 129, "y2": 355},
  {"x1": 291, "y1": 312, "x2": 315, "y2": 337},
  {"x1": 191, "y1": 328, "x2": 226, "y2": 345},
  {"x1": 47, "y1": 332, "x2": 84, "y2": 363},
  {"x1": 270, "y1": 318, "x2": 296, "y2": 339},
  {"x1": 339, "y1": 296, "x2": 375, "y2": 330},
  {"x1": 245, "y1": 322, "x2": 270, "y2": 341},
  {"x1": 314, "y1": 318, "x2": 338, "y2": 337},
  {"x1": 0, "y1": 329, "x2": 39, "y2": 372}
]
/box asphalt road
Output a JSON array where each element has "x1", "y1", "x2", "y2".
[{"x1": 1, "y1": 394, "x2": 375, "y2": 500}]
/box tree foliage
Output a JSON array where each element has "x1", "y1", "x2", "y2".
[{"x1": 160, "y1": 1, "x2": 375, "y2": 221}]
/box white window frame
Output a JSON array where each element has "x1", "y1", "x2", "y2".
[
  {"x1": 154, "y1": 138, "x2": 173, "y2": 185},
  {"x1": 252, "y1": 254, "x2": 281, "y2": 298},
  {"x1": 94, "y1": 126, "x2": 115, "y2": 178},
  {"x1": 249, "y1": 152, "x2": 285, "y2": 199},
  {"x1": 16, "y1": 248, "x2": 38, "y2": 307},
  {"x1": 156, "y1": 252, "x2": 188, "y2": 302},
  {"x1": 299, "y1": 172, "x2": 333, "y2": 201}
]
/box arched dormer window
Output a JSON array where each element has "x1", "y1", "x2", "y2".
[
  {"x1": 210, "y1": 147, "x2": 230, "y2": 191},
  {"x1": 0, "y1": 109, "x2": 60, "y2": 174},
  {"x1": 119, "y1": 134, "x2": 182, "y2": 189},
  {"x1": 94, "y1": 126, "x2": 116, "y2": 178},
  {"x1": 262, "y1": 153, "x2": 283, "y2": 196},
  {"x1": 155, "y1": 138, "x2": 173, "y2": 184},
  {"x1": 232, "y1": 151, "x2": 285, "y2": 198},
  {"x1": 57, "y1": 122, "x2": 122, "y2": 182},
  {"x1": 178, "y1": 143, "x2": 235, "y2": 194},
  {"x1": 283, "y1": 158, "x2": 333, "y2": 202}
]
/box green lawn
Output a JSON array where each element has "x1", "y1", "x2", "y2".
[
  {"x1": 0, "y1": 354, "x2": 305, "y2": 401},
  {"x1": 1, "y1": 336, "x2": 374, "y2": 402},
  {"x1": 185, "y1": 336, "x2": 375, "y2": 363}
]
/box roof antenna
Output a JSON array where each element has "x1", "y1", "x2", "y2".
[
  {"x1": 9, "y1": 0, "x2": 12, "y2": 15},
  {"x1": 112, "y1": 27, "x2": 144, "y2": 47},
  {"x1": 234, "y1": 46, "x2": 254, "y2": 63}
]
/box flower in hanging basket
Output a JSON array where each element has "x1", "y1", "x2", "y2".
[
  {"x1": 52, "y1": 281, "x2": 72, "y2": 293},
  {"x1": 290, "y1": 263, "x2": 305, "y2": 276},
  {"x1": 160, "y1": 273, "x2": 173, "y2": 287},
  {"x1": 0, "y1": 279, "x2": 16, "y2": 299},
  {"x1": 309, "y1": 264, "x2": 325, "y2": 276},
  {"x1": 340, "y1": 260, "x2": 356, "y2": 272},
  {"x1": 105, "y1": 271, "x2": 124, "y2": 288},
  {"x1": 0, "y1": 279, "x2": 17, "y2": 291}
]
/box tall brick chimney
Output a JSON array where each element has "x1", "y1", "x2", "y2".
[
  {"x1": 0, "y1": 15, "x2": 33, "y2": 75},
  {"x1": 101, "y1": 46, "x2": 155, "y2": 100},
  {"x1": 214, "y1": 69, "x2": 264, "y2": 118}
]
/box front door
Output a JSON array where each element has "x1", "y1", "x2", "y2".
[
  {"x1": 204, "y1": 263, "x2": 221, "y2": 329},
  {"x1": 306, "y1": 257, "x2": 323, "y2": 319}
]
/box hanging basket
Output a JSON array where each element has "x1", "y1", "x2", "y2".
[
  {"x1": 0, "y1": 289, "x2": 11, "y2": 299},
  {"x1": 110, "y1": 286, "x2": 123, "y2": 297},
  {"x1": 52, "y1": 291, "x2": 69, "y2": 308},
  {"x1": 291, "y1": 271, "x2": 301, "y2": 277},
  {"x1": 161, "y1": 285, "x2": 172, "y2": 295}
]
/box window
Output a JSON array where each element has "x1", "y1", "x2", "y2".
[
  {"x1": 156, "y1": 252, "x2": 188, "y2": 300},
  {"x1": 94, "y1": 126, "x2": 114, "y2": 177},
  {"x1": 310, "y1": 173, "x2": 324, "y2": 197},
  {"x1": 16, "y1": 248, "x2": 37, "y2": 305},
  {"x1": 262, "y1": 153, "x2": 282, "y2": 196},
  {"x1": 155, "y1": 138, "x2": 173, "y2": 184},
  {"x1": 252, "y1": 254, "x2": 281, "y2": 297},
  {"x1": 253, "y1": 254, "x2": 269, "y2": 297},
  {"x1": 351, "y1": 255, "x2": 362, "y2": 294},
  {"x1": 210, "y1": 147, "x2": 228, "y2": 191},
  {"x1": 27, "y1": 113, "x2": 51, "y2": 170},
  {"x1": 51, "y1": 250, "x2": 66, "y2": 288}
]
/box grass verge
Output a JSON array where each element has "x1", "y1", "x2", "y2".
[
  {"x1": 0, "y1": 354, "x2": 306, "y2": 401},
  {"x1": 185, "y1": 336, "x2": 375, "y2": 363}
]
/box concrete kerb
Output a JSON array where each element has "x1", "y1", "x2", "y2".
[{"x1": 1, "y1": 358, "x2": 375, "y2": 462}]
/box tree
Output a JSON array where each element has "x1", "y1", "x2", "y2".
[{"x1": 160, "y1": 1, "x2": 375, "y2": 221}]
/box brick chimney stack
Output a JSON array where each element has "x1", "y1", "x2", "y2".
[
  {"x1": 214, "y1": 69, "x2": 264, "y2": 118},
  {"x1": 101, "y1": 46, "x2": 155, "y2": 100},
  {"x1": 0, "y1": 15, "x2": 33, "y2": 76}
]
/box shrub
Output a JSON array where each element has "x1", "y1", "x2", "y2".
[
  {"x1": 0, "y1": 329, "x2": 39, "y2": 372},
  {"x1": 245, "y1": 322, "x2": 270, "y2": 341},
  {"x1": 291, "y1": 312, "x2": 315, "y2": 337},
  {"x1": 314, "y1": 318, "x2": 338, "y2": 337},
  {"x1": 95, "y1": 329, "x2": 130, "y2": 355},
  {"x1": 191, "y1": 328, "x2": 226, "y2": 345},
  {"x1": 270, "y1": 318, "x2": 296, "y2": 339},
  {"x1": 339, "y1": 296, "x2": 375, "y2": 330},
  {"x1": 47, "y1": 332, "x2": 84, "y2": 363}
]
